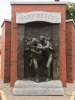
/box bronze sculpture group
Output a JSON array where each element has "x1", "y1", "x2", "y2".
[{"x1": 24, "y1": 36, "x2": 54, "y2": 82}]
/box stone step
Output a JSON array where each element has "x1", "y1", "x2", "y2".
[
  {"x1": 14, "y1": 80, "x2": 63, "y2": 88},
  {"x1": 13, "y1": 80, "x2": 64, "y2": 96}
]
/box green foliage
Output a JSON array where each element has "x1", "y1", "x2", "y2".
[{"x1": 66, "y1": 3, "x2": 75, "y2": 22}]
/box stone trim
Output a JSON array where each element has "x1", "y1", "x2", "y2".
[
  {"x1": 16, "y1": 11, "x2": 61, "y2": 24},
  {"x1": 66, "y1": 19, "x2": 75, "y2": 26},
  {"x1": 11, "y1": 1, "x2": 67, "y2": 5},
  {"x1": 1, "y1": 19, "x2": 11, "y2": 28}
]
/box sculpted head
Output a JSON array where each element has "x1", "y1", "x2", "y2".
[
  {"x1": 31, "y1": 37, "x2": 38, "y2": 46},
  {"x1": 40, "y1": 35, "x2": 46, "y2": 43}
]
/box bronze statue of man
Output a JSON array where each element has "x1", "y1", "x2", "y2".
[
  {"x1": 39, "y1": 35, "x2": 54, "y2": 80},
  {"x1": 24, "y1": 39, "x2": 32, "y2": 79},
  {"x1": 31, "y1": 38, "x2": 42, "y2": 82}
]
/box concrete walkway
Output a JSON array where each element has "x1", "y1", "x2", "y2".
[{"x1": 1, "y1": 82, "x2": 75, "y2": 100}]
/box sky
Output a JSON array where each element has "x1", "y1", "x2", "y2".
[{"x1": 0, "y1": 0, "x2": 75, "y2": 35}]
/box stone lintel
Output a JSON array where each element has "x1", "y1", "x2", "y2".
[{"x1": 16, "y1": 11, "x2": 61, "y2": 24}]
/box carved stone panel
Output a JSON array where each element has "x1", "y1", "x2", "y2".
[{"x1": 16, "y1": 12, "x2": 61, "y2": 24}]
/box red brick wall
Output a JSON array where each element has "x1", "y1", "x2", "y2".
[
  {"x1": 66, "y1": 21, "x2": 75, "y2": 83},
  {"x1": 11, "y1": 4, "x2": 67, "y2": 86},
  {"x1": 1, "y1": 21, "x2": 11, "y2": 82},
  {"x1": 72, "y1": 23, "x2": 75, "y2": 81},
  {"x1": 0, "y1": 36, "x2": 1, "y2": 54},
  {"x1": 66, "y1": 22, "x2": 72, "y2": 82},
  {"x1": 0, "y1": 36, "x2": 1, "y2": 80},
  {"x1": 1, "y1": 23, "x2": 5, "y2": 81}
]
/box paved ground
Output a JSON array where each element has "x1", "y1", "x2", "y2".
[
  {"x1": 0, "y1": 96, "x2": 1, "y2": 100},
  {"x1": 0, "y1": 82, "x2": 75, "y2": 100}
]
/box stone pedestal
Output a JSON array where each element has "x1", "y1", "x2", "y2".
[{"x1": 13, "y1": 80, "x2": 64, "y2": 96}]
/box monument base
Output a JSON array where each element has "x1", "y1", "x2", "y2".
[{"x1": 13, "y1": 80, "x2": 64, "y2": 96}]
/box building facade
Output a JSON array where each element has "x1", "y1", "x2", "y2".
[{"x1": 1, "y1": 1, "x2": 75, "y2": 87}]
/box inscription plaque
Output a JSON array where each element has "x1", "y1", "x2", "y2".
[{"x1": 16, "y1": 11, "x2": 61, "y2": 24}]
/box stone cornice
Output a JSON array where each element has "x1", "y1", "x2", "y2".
[{"x1": 11, "y1": 1, "x2": 67, "y2": 5}]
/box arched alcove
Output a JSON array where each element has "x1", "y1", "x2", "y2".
[{"x1": 17, "y1": 21, "x2": 60, "y2": 81}]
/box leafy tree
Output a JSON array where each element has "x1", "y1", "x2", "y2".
[{"x1": 66, "y1": 3, "x2": 75, "y2": 22}]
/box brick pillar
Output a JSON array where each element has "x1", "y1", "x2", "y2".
[
  {"x1": 1, "y1": 20, "x2": 11, "y2": 83},
  {"x1": 66, "y1": 20, "x2": 75, "y2": 83}
]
